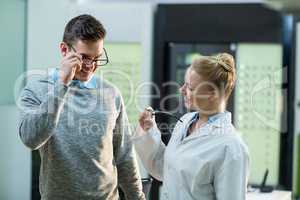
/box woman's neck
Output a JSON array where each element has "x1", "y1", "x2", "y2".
[
  {"x1": 197, "y1": 103, "x2": 225, "y2": 124},
  {"x1": 188, "y1": 106, "x2": 225, "y2": 136}
]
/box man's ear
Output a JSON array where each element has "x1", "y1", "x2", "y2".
[{"x1": 60, "y1": 42, "x2": 69, "y2": 57}]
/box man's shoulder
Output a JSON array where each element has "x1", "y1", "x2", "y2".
[
  {"x1": 25, "y1": 69, "x2": 52, "y2": 87},
  {"x1": 22, "y1": 69, "x2": 55, "y2": 97}
]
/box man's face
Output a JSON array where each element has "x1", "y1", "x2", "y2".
[{"x1": 69, "y1": 39, "x2": 104, "y2": 82}]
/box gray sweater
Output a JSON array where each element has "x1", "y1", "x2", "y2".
[{"x1": 18, "y1": 72, "x2": 145, "y2": 200}]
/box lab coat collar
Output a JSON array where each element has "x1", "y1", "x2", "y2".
[
  {"x1": 188, "y1": 111, "x2": 232, "y2": 128},
  {"x1": 183, "y1": 111, "x2": 232, "y2": 139},
  {"x1": 207, "y1": 111, "x2": 232, "y2": 128}
]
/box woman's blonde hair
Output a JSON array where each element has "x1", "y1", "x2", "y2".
[{"x1": 191, "y1": 53, "x2": 236, "y2": 100}]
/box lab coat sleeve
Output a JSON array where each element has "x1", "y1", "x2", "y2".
[
  {"x1": 214, "y1": 145, "x2": 249, "y2": 200},
  {"x1": 133, "y1": 125, "x2": 166, "y2": 181}
]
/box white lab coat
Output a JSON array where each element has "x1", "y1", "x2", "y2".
[{"x1": 133, "y1": 111, "x2": 249, "y2": 200}]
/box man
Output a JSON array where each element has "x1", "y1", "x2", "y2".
[{"x1": 18, "y1": 14, "x2": 145, "y2": 200}]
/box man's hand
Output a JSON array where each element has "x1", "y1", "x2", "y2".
[
  {"x1": 59, "y1": 52, "x2": 82, "y2": 85},
  {"x1": 138, "y1": 107, "x2": 155, "y2": 132}
]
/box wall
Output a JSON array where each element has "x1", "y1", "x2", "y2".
[{"x1": 0, "y1": 0, "x2": 31, "y2": 200}]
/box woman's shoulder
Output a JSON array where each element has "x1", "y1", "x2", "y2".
[{"x1": 220, "y1": 130, "x2": 249, "y2": 160}]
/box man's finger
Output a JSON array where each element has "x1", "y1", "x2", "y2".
[
  {"x1": 68, "y1": 57, "x2": 82, "y2": 64},
  {"x1": 69, "y1": 60, "x2": 82, "y2": 72},
  {"x1": 66, "y1": 52, "x2": 82, "y2": 60}
]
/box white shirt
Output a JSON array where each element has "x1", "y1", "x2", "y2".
[{"x1": 133, "y1": 111, "x2": 250, "y2": 200}]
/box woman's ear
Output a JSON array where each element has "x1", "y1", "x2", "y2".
[
  {"x1": 59, "y1": 42, "x2": 69, "y2": 57},
  {"x1": 208, "y1": 90, "x2": 219, "y2": 102}
]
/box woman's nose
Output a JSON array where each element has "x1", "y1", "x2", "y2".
[{"x1": 179, "y1": 85, "x2": 185, "y2": 95}]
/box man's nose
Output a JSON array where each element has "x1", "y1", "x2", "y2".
[{"x1": 83, "y1": 62, "x2": 94, "y2": 68}]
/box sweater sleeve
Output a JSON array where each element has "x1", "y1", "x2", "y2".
[
  {"x1": 112, "y1": 95, "x2": 145, "y2": 200},
  {"x1": 18, "y1": 79, "x2": 70, "y2": 150}
]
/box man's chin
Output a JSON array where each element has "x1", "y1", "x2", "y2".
[{"x1": 75, "y1": 73, "x2": 92, "y2": 82}]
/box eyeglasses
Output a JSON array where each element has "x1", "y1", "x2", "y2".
[{"x1": 68, "y1": 44, "x2": 109, "y2": 67}]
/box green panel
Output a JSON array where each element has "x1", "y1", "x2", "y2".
[
  {"x1": 235, "y1": 44, "x2": 283, "y2": 185},
  {"x1": 0, "y1": 0, "x2": 26, "y2": 104},
  {"x1": 96, "y1": 42, "x2": 141, "y2": 124}
]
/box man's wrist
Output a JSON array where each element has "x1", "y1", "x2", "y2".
[{"x1": 58, "y1": 70, "x2": 71, "y2": 86}]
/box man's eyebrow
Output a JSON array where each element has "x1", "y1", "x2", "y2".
[
  {"x1": 91, "y1": 51, "x2": 103, "y2": 59},
  {"x1": 80, "y1": 52, "x2": 102, "y2": 60}
]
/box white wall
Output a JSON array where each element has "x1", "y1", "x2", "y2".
[
  {"x1": 0, "y1": 1, "x2": 31, "y2": 200},
  {"x1": 27, "y1": 0, "x2": 76, "y2": 69},
  {"x1": 0, "y1": 105, "x2": 31, "y2": 200}
]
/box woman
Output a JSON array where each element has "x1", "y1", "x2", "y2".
[{"x1": 133, "y1": 53, "x2": 249, "y2": 200}]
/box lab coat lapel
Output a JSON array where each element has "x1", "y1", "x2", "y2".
[{"x1": 180, "y1": 112, "x2": 232, "y2": 143}]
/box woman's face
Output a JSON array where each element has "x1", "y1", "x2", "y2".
[{"x1": 179, "y1": 67, "x2": 216, "y2": 113}]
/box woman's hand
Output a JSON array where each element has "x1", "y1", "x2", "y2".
[{"x1": 138, "y1": 107, "x2": 155, "y2": 132}]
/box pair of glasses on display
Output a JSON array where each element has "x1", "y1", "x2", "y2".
[
  {"x1": 146, "y1": 107, "x2": 183, "y2": 123},
  {"x1": 152, "y1": 110, "x2": 183, "y2": 123},
  {"x1": 146, "y1": 106, "x2": 183, "y2": 123}
]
